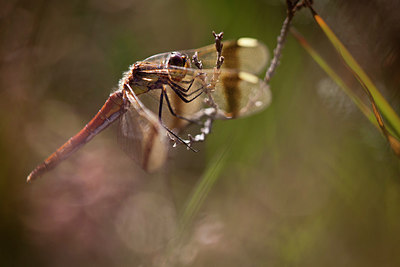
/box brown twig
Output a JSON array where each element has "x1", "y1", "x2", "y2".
[
  {"x1": 174, "y1": 31, "x2": 225, "y2": 148},
  {"x1": 264, "y1": 0, "x2": 309, "y2": 83}
]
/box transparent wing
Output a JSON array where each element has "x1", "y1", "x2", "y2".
[
  {"x1": 206, "y1": 69, "x2": 271, "y2": 119},
  {"x1": 144, "y1": 38, "x2": 269, "y2": 74},
  {"x1": 133, "y1": 67, "x2": 271, "y2": 125},
  {"x1": 117, "y1": 93, "x2": 168, "y2": 172}
]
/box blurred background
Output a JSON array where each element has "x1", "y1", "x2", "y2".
[{"x1": 1, "y1": 0, "x2": 400, "y2": 266}]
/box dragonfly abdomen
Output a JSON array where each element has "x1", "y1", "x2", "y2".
[{"x1": 27, "y1": 91, "x2": 126, "y2": 182}]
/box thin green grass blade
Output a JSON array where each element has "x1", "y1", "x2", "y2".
[
  {"x1": 291, "y1": 28, "x2": 379, "y2": 129},
  {"x1": 161, "y1": 149, "x2": 228, "y2": 265},
  {"x1": 178, "y1": 147, "x2": 228, "y2": 235},
  {"x1": 312, "y1": 13, "x2": 400, "y2": 137}
]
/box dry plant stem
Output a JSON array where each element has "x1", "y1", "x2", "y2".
[
  {"x1": 189, "y1": 32, "x2": 224, "y2": 144},
  {"x1": 265, "y1": 16, "x2": 291, "y2": 83},
  {"x1": 205, "y1": 31, "x2": 224, "y2": 109},
  {"x1": 174, "y1": 31, "x2": 225, "y2": 147},
  {"x1": 264, "y1": 0, "x2": 309, "y2": 83}
]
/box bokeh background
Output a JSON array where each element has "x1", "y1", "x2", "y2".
[{"x1": 1, "y1": 0, "x2": 400, "y2": 266}]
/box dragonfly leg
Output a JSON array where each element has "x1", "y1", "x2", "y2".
[
  {"x1": 169, "y1": 80, "x2": 204, "y2": 97},
  {"x1": 167, "y1": 81, "x2": 204, "y2": 103},
  {"x1": 158, "y1": 89, "x2": 197, "y2": 152},
  {"x1": 161, "y1": 87, "x2": 201, "y2": 125},
  {"x1": 171, "y1": 70, "x2": 205, "y2": 92},
  {"x1": 172, "y1": 77, "x2": 195, "y2": 92}
]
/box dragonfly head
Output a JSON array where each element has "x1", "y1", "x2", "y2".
[{"x1": 167, "y1": 52, "x2": 190, "y2": 82}]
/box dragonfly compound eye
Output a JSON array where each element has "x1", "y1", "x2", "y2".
[
  {"x1": 168, "y1": 52, "x2": 186, "y2": 67},
  {"x1": 167, "y1": 52, "x2": 189, "y2": 82}
]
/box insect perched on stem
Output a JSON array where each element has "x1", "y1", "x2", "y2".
[{"x1": 27, "y1": 32, "x2": 271, "y2": 182}]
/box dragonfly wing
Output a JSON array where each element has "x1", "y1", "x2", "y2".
[
  {"x1": 203, "y1": 69, "x2": 271, "y2": 119},
  {"x1": 136, "y1": 85, "x2": 204, "y2": 131},
  {"x1": 144, "y1": 68, "x2": 271, "y2": 120},
  {"x1": 131, "y1": 67, "x2": 271, "y2": 122},
  {"x1": 144, "y1": 38, "x2": 269, "y2": 74},
  {"x1": 117, "y1": 93, "x2": 168, "y2": 172},
  {"x1": 191, "y1": 38, "x2": 269, "y2": 74}
]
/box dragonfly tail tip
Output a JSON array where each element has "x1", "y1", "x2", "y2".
[
  {"x1": 26, "y1": 171, "x2": 39, "y2": 183},
  {"x1": 26, "y1": 173, "x2": 34, "y2": 183}
]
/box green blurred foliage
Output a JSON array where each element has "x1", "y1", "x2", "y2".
[{"x1": 1, "y1": 0, "x2": 400, "y2": 266}]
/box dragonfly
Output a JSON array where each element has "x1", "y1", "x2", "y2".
[{"x1": 27, "y1": 34, "x2": 271, "y2": 182}]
